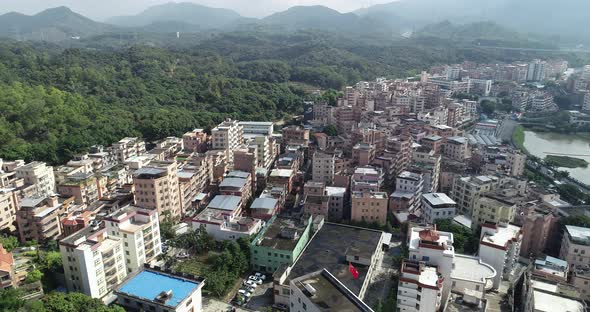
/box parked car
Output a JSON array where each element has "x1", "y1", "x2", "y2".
[
  {"x1": 238, "y1": 289, "x2": 252, "y2": 297},
  {"x1": 248, "y1": 275, "x2": 263, "y2": 284},
  {"x1": 176, "y1": 251, "x2": 189, "y2": 259},
  {"x1": 244, "y1": 280, "x2": 257, "y2": 288},
  {"x1": 255, "y1": 272, "x2": 266, "y2": 280}
]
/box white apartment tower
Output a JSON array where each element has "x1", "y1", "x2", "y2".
[
  {"x1": 15, "y1": 162, "x2": 55, "y2": 197},
  {"x1": 60, "y1": 225, "x2": 127, "y2": 299},
  {"x1": 212, "y1": 119, "x2": 244, "y2": 165},
  {"x1": 104, "y1": 206, "x2": 162, "y2": 272}
]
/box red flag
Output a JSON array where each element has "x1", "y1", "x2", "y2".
[{"x1": 349, "y1": 262, "x2": 359, "y2": 279}]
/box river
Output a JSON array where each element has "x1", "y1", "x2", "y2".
[{"x1": 523, "y1": 131, "x2": 590, "y2": 184}]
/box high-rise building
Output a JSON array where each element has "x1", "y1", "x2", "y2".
[
  {"x1": 15, "y1": 161, "x2": 55, "y2": 197},
  {"x1": 104, "y1": 206, "x2": 162, "y2": 272},
  {"x1": 60, "y1": 225, "x2": 127, "y2": 298},
  {"x1": 527, "y1": 60, "x2": 546, "y2": 82},
  {"x1": 133, "y1": 161, "x2": 181, "y2": 221},
  {"x1": 211, "y1": 119, "x2": 243, "y2": 165},
  {"x1": 312, "y1": 152, "x2": 335, "y2": 185}
]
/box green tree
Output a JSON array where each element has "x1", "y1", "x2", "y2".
[
  {"x1": 323, "y1": 125, "x2": 338, "y2": 137},
  {"x1": 0, "y1": 235, "x2": 18, "y2": 251},
  {"x1": 0, "y1": 288, "x2": 24, "y2": 311},
  {"x1": 25, "y1": 269, "x2": 43, "y2": 283},
  {"x1": 480, "y1": 100, "x2": 496, "y2": 115}
]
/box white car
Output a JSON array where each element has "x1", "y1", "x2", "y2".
[
  {"x1": 244, "y1": 280, "x2": 257, "y2": 288},
  {"x1": 248, "y1": 275, "x2": 263, "y2": 284},
  {"x1": 255, "y1": 272, "x2": 266, "y2": 280},
  {"x1": 238, "y1": 289, "x2": 251, "y2": 297}
]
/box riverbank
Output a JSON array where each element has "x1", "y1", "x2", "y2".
[
  {"x1": 546, "y1": 155, "x2": 589, "y2": 168},
  {"x1": 512, "y1": 125, "x2": 527, "y2": 153}
]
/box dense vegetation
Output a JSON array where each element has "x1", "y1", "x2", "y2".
[
  {"x1": 545, "y1": 155, "x2": 589, "y2": 169},
  {"x1": 2, "y1": 29, "x2": 590, "y2": 164},
  {"x1": 0, "y1": 289, "x2": 124, "y2": 312}
]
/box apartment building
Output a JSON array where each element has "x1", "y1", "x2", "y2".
[
  {"x1": 451, "y1": 175, "x2": 500, "y2": 216},
  {"x1": 233, "y1": 145, "x2": 257, "y2": 179},
  {"x1": 112, "y1": 137, "x2": 146, "y2": 163},
  {"x1": 352, "y1": 143, "x2": 376, "y2": 166},
  {"x1": 244, "y1": 135, "x2": 273, "y2": 170},
  {"x1": 282, "y1": 125, "x2": 310, "y2": 147},
  {"x1": 351, "y1": 191, "x2": 388, "y2": 225},
  {"x1": 420, "y1": 135, "x2": 443, "y2": 154},
  {"x1": 507, "y1": 151, "x2": 527, "y2": 177},
  {"x1": 422, "y1": 193, "x2": 456, "y2": 224},
  {"x1": 290, "y1": 269, "x2": 374, "y2": 312},
  {"x1": 326, "y1": 186, "x2": 346, "y2": 221},
  {"x1": 250, "y1": 215, "x2": 313, "y2": 274},
  {"x1": 312, "y1": 151, "x2": 335, "y2": 185},
  {"x1": 212, "y1": 119, "x2": 244, "y2": 165},
  {"x1": 57, "y1": 173, "x2": 107, "y2": 205},
  {"x1": 412, "y1": 148, "x2": 441, "y2": 193},
  {"x1": 0, "y1": 189, "x2": 18, "y2": 231},
  {"x1": 16, "y1": 196, "x2": 64, "y2": 243},
  {"x1": 390, "y1": 171, "x2": 424, "y2": 213},
  {"x1": 15, "y1": 162, "x2": 55, "y2": 197},
  {"x1": 240, "y1": 121, "x2": 274, "y2": 136},
  {"x1": 133, "y1": 161, "x2": 181, "y2": 221},
  {"x1": 351, "y1": 166, "x2": 383, "y2": 193},
  {"x1": 443, "y1": 136, "x2": 469, "y2": 161},
  {"x1": 60, "y1": 225, "x2": 127, "y2": 298},
  {"x1": 472, "y1": 195, "x2": 516, "y2": 227},
  {"x1": 479, "y1": 223, "x2": 522, "y2": 289},
  {"x1": 517, "y1": 203, "x2": 559, "y2": 258},
  {"x1": 560, "y1": 225, "x2": 590, "y2": 268},
  {"x1": 104, "y1": 206, "x2": 162, "y2": 272},
  {"x1": 386, "y1": 135, "x2": 413, "y2": 177},
  {"x1": 182, "y1": 129, "x2": 208, "y2": 153},
  {"x1": 397, "y1": 260, "x2": 443, "y2": 312},
  {"x1": 219, "y1": 171, "x2": 252, "y2": 202}
]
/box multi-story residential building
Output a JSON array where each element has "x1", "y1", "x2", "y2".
[
  {"x1": 233, "y1": 145, "x2": 257, "y2": 178},
  {"x1": 104, "y1": 206, "x2": 161, "y2": 273},
  {"x1": 115, "y1": 268, "x2": 204, "y2": 312},
  {"x1": 351, "y1": 191, "x2": 388, "y2": 225},
  {"x1": 386, "y1": 135, "x2": 413, "y2": 177},
  {"x1": 133, "y1": 161, "x2": 181, "y2": 221},
  {"x1": 326, "y1": 186, "x2": 346, "y2": 221},
  {"x1": 239, "y1": 121, "x2": 274, "y2": 136},
  {"x1": 407, "y1": 226, "x2": 496, "y2": 309},
  {"x1": 250, "y1": 215, "x2": 313, "y2": 273},
  {"x1": 411, "y1": 147, "x2": 441, "y2": 193},
  {"x1": 527, "y1": 60, "x2": 546, "y2": 82},
  {"x1": 560, "y1": 225, "x2": 590, "y2": 268},
  {"x1": 507, "y1": 151, "x2": 526, "y2": 177},
  {"x1": 0, "y1": 244, "x2": 16, "y2": 289},
  {"x1": 312, "y1": 151, "x2": 335, "y2": 185},
  {"x1": 290, "y1": 269, "x2": 374, "y2": 312},
  {"x1": 182, "y1": 129, "x2": 208, "y2": 153},
  {"x1": 282, "y1": 125, "x2": 310, "y2": 147},
  {"x1": 112, "y1": 137, "x2": 146, "y2": 163},
  {"x1": 15, "y1": 161, "x2": 55, "y2": 197},
  {"x1": 570, "y1": 267, "x2": 590, "y2": 301},
  {"x1": 0, "y1": 189, "x2": 18, "y2": 231},
  {"x1": 351, "y1": 166, "x2": 383, "y2": 193},
  {"x1": 273, "y1": 223, "x2": 385, "y2": 305},
  {"x1": 250, "y1": 197, "x2": 280, "y2": 221},
  {"x1": 472, "y1": 195, "x2": 516, "y2": 226},
  {"x1": 191, "y1": 195, "x2": 262, "y2": 241},
  {"x1": 303, "y1": 194, "x2": 329, "y2": 219},
  {"x1": 390, "y1": 171, "x2": 424, "y2": 213},
  {"x1": 219, "y1": 171, "x2": 252, "y2": 202},
  {"x1": 244, "y1": 135, "x2": 273, "y2": 170},
  {"x1": 352, "y1": 143, "x2": 376, "y2": 166},
  {"x1": 57, "y1": 173, "x2": 106, "y2": 205},
  {"x1": 420, "y1": 135, "x2": 443, "y2": 154},
  {"x1": 517, "y1": 203, "x2": 559, "y2": 258},
  {"x1": 397, "y1": 260, "x2": 444, "y2": 312},
  {"x1": 16, "y1": 196, "x2": 64, "y2": 243},
  {"x1": 422, "y1": 193, "x2": 456, "y2": 224},
  {"x1": 479, "y1": 223, "x2": 522, "y2": 289},
  {"x1": 443, "y1": 136, "x2": 469, "y2": 161},
  {"x1": 211, "y1": 119, "x2": 244, "y2": 165},
  {"x1": 531, "y1": 92, "x2": 555, "y2": 112},
  {"x1": 60, "y1": 225, "x2": 127, "y2": 298},
  {"x1": 451, "y1": 175, "x2": 500, "y2": 216}
]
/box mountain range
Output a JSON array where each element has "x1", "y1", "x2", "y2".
[{"x1": 0, "y1": 1, "x2": 587, "y2": 43}]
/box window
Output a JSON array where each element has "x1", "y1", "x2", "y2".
[{"x1": 421, "y1": 256, "x2": 430, "y2": 261}]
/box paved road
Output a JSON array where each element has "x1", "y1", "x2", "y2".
[{"x1": 496, "y1": 118, "x2": 518, "y2": 145}]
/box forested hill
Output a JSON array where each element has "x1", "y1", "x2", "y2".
[{"x1": 0, "y1": 31, "x2": 589, "y2": 164}]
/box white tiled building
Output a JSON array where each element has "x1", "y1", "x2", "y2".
[
  {"x1": 397, "y1": 260, "x2": 443, "y2": 312},
  {"x1": 60, "y1": 225, "x2": 128, "y2": 299},
  {"x1": 15, "y1": 161, "x2": 55, "y2": 197},
  {"x1": 212, "y1": 119, "x2": 244, "y2": 165},
  {"x1": 479, "y1": 223, "x2": 522, "y2": 289},
  {"x1": 422, "y1": 193, "x2": 457, "y2": 224},
  {"x1": 104, "y1": 206, "x2": 162, "y2": 272},
  {"x1": 560, "y1": 225, "x2": 590, "y2": 268}
]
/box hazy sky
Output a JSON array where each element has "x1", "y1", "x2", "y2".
[{"x1": 0, "y1": 0, "x2": 396, "y2": 20}]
